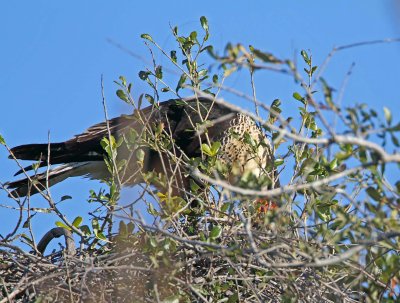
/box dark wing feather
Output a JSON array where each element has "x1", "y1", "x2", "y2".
[{"x1": 7, "y1": 96, "x2": 237, "y2": 197}]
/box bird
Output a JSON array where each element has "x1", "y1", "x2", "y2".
[{"x1": 7, "y1": 96, "x2": 278, "y2": 202}]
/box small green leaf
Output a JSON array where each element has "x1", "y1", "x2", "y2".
[
  {"x1": 60, "y1": 195, "x2": 72, "y2": 201},
  {"x1": 119, "y1": 75, "x2": 127, "y2": 86},
  {"x1": 138, "y1": 71, "x2": 149, "y2": 80},
  {"x1": 300, "y1": 50, "x2": 310, "y2": 65},
  {"x1": 395, "y1": 181, "x2": 400, "y2": 193},
  {"x1": 0, "y1": 134, "x2": 5, "y2": 145},
  {"x1": 391, "y1": 134, "x2": 399, "y2": 147},
  {"x1": 92, "y1": 218, "x2": 100, "y2": 231},
  {"x1": 94, "y1": 231, "x2": 109, "y2": 242},
  {"x1": 212, "y1": 74, "x2": 218, "y2": 84},
  {"x1": 140, "y1": 33, "x2": 153, "y2": 42},
  {"x1": 211, "y1": 141, "x2": 221, "y2": 155},
  {"x1": 210, "y1": 225, "x2": 222, "y2": 239},
  {"x1": 311, "y1": 65, "x2": 318, "y2": 75},
  {"x1": 201, "y1": 143, "x2": 212, "y2": 156},
  {"x1": 21, "y1": 234, "x2": 33, "y2": 246},
  {"x1": 72, "y1": 216, "x2": 83, "y2": 228},
  {"x1": 189, "y1": 31, "x2": 198, "y2": 42},
  {"x1": 366, "y1": 187, "x2": 381, "y2": 201},
  {"x1": 145, "y1": 94, "x2": 157, "y2": 107},
  {"x1": 79, "y1": 225, "x2": 91, "y2": 236},
  {"x1": 274, "y1": 159, "x2": 284, "y2": 166},
  {"x1": 200, "y1": 16, "x2": 209, "y2": 32},
  {"x1": 136, "y1": 149, "x2": 145, "y2": 163},
  {"x1": 388, "y1": 122, "x2": 400, "y2": 132},
  {"x1": 190, "y1": 179, "x2": 200, "y2": 192},
  {"x1": 221, "y1": 202, "x2": 231, "y2": 213},
  {"x1": 383, "y1": 107, "x2": 392, "y2": 125},
  {"x1": 22, "y1": 218, "x2": 30, "y2": 228},
  {"x1": 293, "y1": 92, "x2": 303, "y2": 101},
  {"x1": 329, "y1": 158, "x2": 338, "y2": 170},
  {"x1": 55, "y1": 221, "x2": 71, "y2": 230},
  {"x1": 176, "y1": 74, "x2": 187, "y2": 92},
  {"x1": 116, "y1": 89, "x2": 128, "y2": 102},
  {"x1": 155, "y1": 65, "x2": 163, "y2": 79},
  {"x1": 250, "y1": 46, "x2": 281, "y2": 63},
  {"x1": 170, "y1": 50, "x2": 177, "y2": 63}
]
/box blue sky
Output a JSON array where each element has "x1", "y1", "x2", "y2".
[{"x1": 1, "y1": 1, "x2": 399, "y2": 246}]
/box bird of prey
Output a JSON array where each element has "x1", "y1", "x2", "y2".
[{"x1": 7, "y1": 96, "x2": 277, "y2": 200}]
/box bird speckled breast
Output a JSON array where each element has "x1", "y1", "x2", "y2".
[{"x1": 218, "y1": 113, "x2": 273, "y2": 179}]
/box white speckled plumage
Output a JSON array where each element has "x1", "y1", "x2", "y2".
[{"x1": 219, "y1": 113, "x2": 273, "y2": 181}]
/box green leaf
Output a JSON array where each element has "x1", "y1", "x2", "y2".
[
  {"x1": 136, "y1": 149, "x2": 145, "y2": 163},
  {"x1": 274, "y1": 158, "x2": 284, "y2": 166},
  {"x1": 145, "y1": 94, "x2": 157, "y2": 107},
  {"x1": 190, "y1": 179, "x2": 200, "y2": 192},
  {"x1": 221, "y1": 202, "x2": 231, "y2": 212},
  {"x1": 388, "y1": 122, "x2": 400, "y2": 132},
  {"x1": 320, "y1": 77, "x2": 334, "y2": 108},
  {"x1": 293, "y1": 92, "x2": 303, "y2": 101},
  {"x1": 60, "y1": 195, "x2": 72, "y2": 201},
  {"x1": 211, "y1": 141, "x2": 221, "y2": 155},
  {"x1": 119, "y1": 75, "x2": 127, "y2": 86},
  {"x1": 383, "y1": 107, "x2": 392, "y2": 125},
  {"x1": 200, "y1": 16, "x2": 209, "y2": 32},
  {"x1": 72, "y1": 216, "x2": 83, "y2": 228},
  {"x1": 0, "y1": 134, "x2": 5, "y2": 145},
  {"x1": 250, "y1": 46, "x2": 281, "y2": 63},
  {"x1": 92, "y1": 218, "x2": 100, "y2": 232},
  {"x1": 138, "y1": 70, "x2": 149, "y2": 80},
  {"x1": 176, "y1": 74, "x2": 187, "y2": 92},
  {"x1": 155, "y1": 65, "x2": 163, "y2": 79},
  {"x1": 395, "y1": 181, "x2": 400, "y2": 193},
  {"x1": 116, "y1": 89, "x2": 128, "y2": 102},
  {"x1": 201, "y1": 143, "x2": 212, "y2": 156},
  {"x1": 329, "y1": 158, "x2": 338, "y2": 170},
  {"x1": 311, "y1": 65, "x2": 318, "y2": 75},
  {"x1": 391, "y1": 134, "x2": 399, "y2": 147},
  {"x1": 140, "y1": 33, "x2": 153, "y2": 42},
  {"x1": 189, "y1": 31, "x2": 198, "y2": 42},
  {"x1": 210, "y1": 225, "x2": 222, "y2": 239},
  {"x1": 21, "y1": 234, "x2": 33, "y2": 246},
  {"x1": 79, "y1": 225, "x2": 91, "y2": 236},
  {"x1": 94, "y1": 231, "x2": 109, "y2": 242},
  {"x1": 300, "y1": 50, "x2": 310, "y2": 65},
  {"x1": 366, "y1": 187, "x2": 381, "y2": 201},
  {"x1": 212, "y1": 74, "x2": 218, "y2": 84},
  {"x1": 55, "y1": 221, "x2": 71, "y2": 230},
  {"x1": 170, "y1": 50, "x2": 177, "y2": 63}
]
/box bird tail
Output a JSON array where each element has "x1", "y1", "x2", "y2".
[
  {"x1": 10, "y1": 143, "x2": 66, "y2": 161},
  {"x1": 6, "y1": 162, "x2": 91, "y2": 197}
]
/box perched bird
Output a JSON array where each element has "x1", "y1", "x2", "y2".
[{"x1": 7, "y1": 96, "x2": 277, "y2": 200}]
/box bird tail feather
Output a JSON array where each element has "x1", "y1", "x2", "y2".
[{"x1": 6, "y1": 162, "x2": 91, "y2": 197}]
